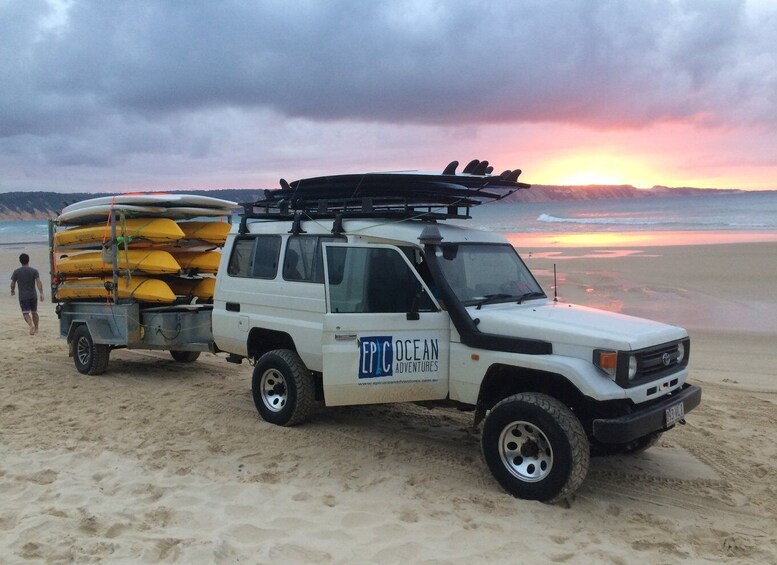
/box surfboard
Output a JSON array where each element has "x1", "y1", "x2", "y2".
[
  {"x1": 56, "y1": 250, "x2": 181, "y2": 276},
  {"x1": 58, "y1": 204, "x2": 234, "y2": 225},
  {"x1": 167, "y1": 277, "x2": 215, "y2": 300},
  {"x1": 159, "y1": 207, "x2": 235, "y2": 219},
  {"x1": 53, "y1": 218, "x2": 185, "y2": 247},
  {"x1": 177, "y1": 221, "x2": 231, "y2": 244},
  {"x1": 58, "y1": 204, "x2": 169, "y2": 225},
  {"x1": 54, "y1": 276, "x2": 177, "y2": 304},
  {"x1": 59, "y1": 194, "x2": 238, "y2": 216},
  {"x1": 171, "y1": 251, "x2": 221, "y2": 274}
]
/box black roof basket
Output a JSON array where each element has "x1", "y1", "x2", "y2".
[{"x1": 239, "y1": 160, "x2": 530, "y2": 231}]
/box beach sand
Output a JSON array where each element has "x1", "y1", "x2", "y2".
[{"x1": 2, "y1": 242, "x2": 776, "y2": 563}]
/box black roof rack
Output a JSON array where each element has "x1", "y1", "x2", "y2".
[{"x1": 239, "y1": 159, "x2": 529, "y2": 232}]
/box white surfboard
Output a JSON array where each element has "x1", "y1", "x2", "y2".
[
  {"x1": 58, "y1": 204, "x2": 235, "y2": 225},
  {"x1": 60, "y1": 193, "x2": 238, "y2": 216},
  {"x1": 58, "y1": 204, "x2": 169, "y2": 224},
  {"x1": 158, "y1": 207, "x2": 236, "y2": 219}
]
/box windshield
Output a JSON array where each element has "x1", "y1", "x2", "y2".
[{"x1": 435, "y1": 243, "x2": 545, "y2": 306}]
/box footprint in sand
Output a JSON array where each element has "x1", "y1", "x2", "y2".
[{"x1": 25, "y1": 469, "x2": 58, "y2": 485}]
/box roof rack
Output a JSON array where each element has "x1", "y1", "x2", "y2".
[{"x1": 238, "y1": 159, "x2": 530, "y2": 233}]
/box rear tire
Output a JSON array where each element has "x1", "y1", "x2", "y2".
[
  {"x1": 72, "y1": 325, "x2": 110, "y2": 376},
  {"x1": 170, "y1": 350, "x2": 201, "y2": 363},
  {"x1": 252, "y1": 349, "x2": 314, "y2": 426},
  {"x1": 481, "y1": 393, "x2": 589, "y2": 503}
]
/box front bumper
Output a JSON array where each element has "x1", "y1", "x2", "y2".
[{"x1": 592, "y1": 383, "x2": 702, "y2": 444}]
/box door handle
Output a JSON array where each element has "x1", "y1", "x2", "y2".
[
  {"x1": 226, "y1": 302, "x2": 240, "y2": 312},
  {"x1": 334, "y1": 333, "x2": 357, "y2": 341}
]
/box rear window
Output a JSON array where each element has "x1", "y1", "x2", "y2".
[
  {"x1": 227, "y1": 236, "x2": 282, "y2": 279},
  {"x1": 283, "y1": 235, "x2": 345, "y2": 283}
]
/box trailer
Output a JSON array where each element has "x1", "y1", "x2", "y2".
[
  {"x1": 49, "y1": 205, "x2": 222, "y2": 375},
  {"x1": 56, "y1": 301, "x2": 215, "y2": 374}
]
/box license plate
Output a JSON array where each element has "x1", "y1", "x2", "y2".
[{"x1": 665, "y1": 402, "x2": 685, "y2": 427}]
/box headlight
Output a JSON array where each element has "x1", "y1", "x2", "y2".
[
  {"x1": 628, "y1": 355, "x2": 638, "y2": 380},
  {"x1": 676, "y1": 342, "x2": 685, "y2": 363}
]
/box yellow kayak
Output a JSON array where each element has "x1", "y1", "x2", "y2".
[
  {"x1": 178, "y1": 221, "x2": 231, "y2": 244},
  {"x1": 57, "y1": 250, "x2": 181, "y2": 276},
  {"x1": 172, "y1": 251, "x2": 221, "y2": 273},
  {"x1": 55, "y1": 276, "x2": 177, "y2": 304},
  {"x1": 54, "y1": 218, "x2": 185, "y2": 247},
  {"x1": 168, "y1": 277, "x2": 216, "y2": 300}
]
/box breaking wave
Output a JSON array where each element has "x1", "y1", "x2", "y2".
[{"x1": 536, "y1": 213, "x2": 770, "y2": 229}]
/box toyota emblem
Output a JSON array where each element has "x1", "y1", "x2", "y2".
[{"x1": 662, "y1": 352, "x2": 671, "y2": 366}]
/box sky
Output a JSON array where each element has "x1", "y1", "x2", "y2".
[{"x1": 1, "y1": 0, "x2": 777, "y2": 194}]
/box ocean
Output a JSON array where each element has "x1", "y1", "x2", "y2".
[
  {"x1": 0, "y1": 219, "x2": 52, "y2": 245},
  {"x1": 2, "y1": 191, "x2": 777, "y2": 246},
  {"x1": 463, "y1": 191, "x2": 777, "y2": 235}
]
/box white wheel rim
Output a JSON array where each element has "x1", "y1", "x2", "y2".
[
  {"x1": 260, "y1": 368, "x2": 287, "y2": 413},
  {"x1": 498, "y1": 420, "x2": 553, "y2": 483}
]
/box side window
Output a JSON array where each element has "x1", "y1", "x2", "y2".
[
  {"x1": 227, "y1": 238, "x2": 254, "y2": 277},
  {"x1": 283, "y1": 236, "x2": 344, "y2": 283},
  {"x1": 327, "y1": 246, "x2": 435, "y2": 314},
  {"x1": 227, "y1": 236, "x2": 281, "y2": 279}
]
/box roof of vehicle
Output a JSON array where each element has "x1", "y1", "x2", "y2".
[{"x1": 235, "y1": 217, "x2": 509, "y2": 246}]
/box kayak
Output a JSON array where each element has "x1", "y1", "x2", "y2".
[
  {"x1": 56, "y1": 249, "x2": 181, "y2": 276},
  {"x1": 171, "y1": 250, "x2": 222, "y2": 274},
  {"x1": 55, "y1": 276, "x2": 177, "y2": 303},
  {"x1": 53, "y1": 218, "x2": 185, "y2": 247}
]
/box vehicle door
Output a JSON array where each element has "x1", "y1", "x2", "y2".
[{"x1": 322, "y1": 243, "x2": 450, "y2": 406}]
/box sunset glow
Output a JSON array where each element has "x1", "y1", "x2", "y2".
[
  {"x1": 506, "y1": 231, "x2": 777, "y2": 249},
  {"x1": 534, "y1": 154, "x2": 648, "y2": 187},
  {"x1": 2, "y1": 2, "x2": 777, "y2": 193}
]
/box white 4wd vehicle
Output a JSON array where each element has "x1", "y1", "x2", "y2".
[{"x1": 212, "y1": 161, "x2": 700, "y2": 503}]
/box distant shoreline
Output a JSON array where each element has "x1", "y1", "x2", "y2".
[
  {"x1": 0, "y1": 240, "x2": 48, "y2": 247},
  {"x1": 1, "y1": 185, "x2": 776, "y2": 221}
]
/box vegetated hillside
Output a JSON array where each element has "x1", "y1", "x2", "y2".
[
  {"x1": 0, "y1": 184, "x2": 755, "y2": 220},
  {"x1": 504, "y1": 184, "x2": 743, "y2": 203}
]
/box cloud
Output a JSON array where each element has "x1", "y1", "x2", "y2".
[
  {"x1": 6, "y1": 0, "x2": 777, "y2": 128},
  {"x1": 1, "y1": 0, "x2": 776, "y2": 190}
]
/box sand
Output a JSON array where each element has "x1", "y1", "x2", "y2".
[{"x1": 2, "y1": 241, "x2": 776, "y2": 564}]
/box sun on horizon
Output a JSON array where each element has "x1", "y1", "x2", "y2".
[
  {"x1": 528, "y1": 152, "x2": 657, "y2": 187},
  {"x1": 521, "y1": 149, "x2": 777, "y2": 190}
]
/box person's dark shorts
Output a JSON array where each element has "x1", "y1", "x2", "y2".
[{"x1": 19, "y1": 297, "x2": 37, "y2": 314}]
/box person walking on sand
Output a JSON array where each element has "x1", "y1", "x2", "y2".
[{"x1": 10, "y1": 253, "x2": 44, "y2": 335}]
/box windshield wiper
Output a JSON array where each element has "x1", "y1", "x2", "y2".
[
  {"x1": 515, "y1": 291, "x2": 546, "y2": 304},
  {"x1": 472, "y1": 293, "x2": 513, "y2": 309},
  {"x1": 470, "y1": 291, "x2": 547, "y2": 309}
]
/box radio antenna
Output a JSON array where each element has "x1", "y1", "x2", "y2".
[{"x1": 553, "y1": 264, "x2": 558, "y2": 302}]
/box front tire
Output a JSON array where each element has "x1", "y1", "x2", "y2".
[
  {"x1": 251, "y1": 349, "x2": 315, "y2": 426},
  {"x1": 72, "y1": 325, "x2": 110, "y2": 375},
  {"x1": 482, "y1": 393, "x2": 589, "y2": 503}
]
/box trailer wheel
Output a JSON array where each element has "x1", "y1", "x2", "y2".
[
  {"x1": 170, "y1": 350, "x2": 201, "y2": 363},
  {"x1": 481, "y1": 393, "x2": 589, "y2": 503},
  {"x1": 251, "y1": 349, "x2": 314, "y2": 426},
  {"x1": 72, "y1": 325, "x2": 110, "y2": 375}
]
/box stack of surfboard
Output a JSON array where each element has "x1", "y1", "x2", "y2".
[{"x1": 53, "y1": 194, "x2": 237, "y2": 304}]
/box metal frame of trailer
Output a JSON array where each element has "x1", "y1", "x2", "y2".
[
  {"x1": 49, "y1": 211, "x2": 218, "y2": 375},
  {"x1": 56, "y1": 302, "x2": 214, "y2": 352}
]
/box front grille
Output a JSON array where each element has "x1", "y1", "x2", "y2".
[
  {"x1": 639, "y1": 342, "x2": 685, "y2": 378},
  {"x1": 617, "y1": 339, "x2": 690, "y2": 388}
]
